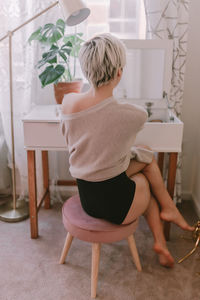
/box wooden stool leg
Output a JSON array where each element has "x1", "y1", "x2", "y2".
[
  {"x1": 127, "y1": 235, "x2": 142, "y2": 272},
  {"x1": 59, "y1": 232, "x2": 74, "y2": 264},
  {"x1": 91, "y1": 243, "x2": 101, "y2": 299}
]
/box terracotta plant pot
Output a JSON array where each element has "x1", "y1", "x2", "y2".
[{"x1": 54, "y1": 80, "x2": 83, "y2": 104}]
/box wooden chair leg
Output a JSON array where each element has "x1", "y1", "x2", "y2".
[
  {"x1": 127, "y1": 235, "x2": 142, "y2": 272},
  {"x1": 59, "y1": 232, "x2": 74, "y2": 264},
  {"x1": 91, "y1": 243, "x2": 101, "y2": 299}
]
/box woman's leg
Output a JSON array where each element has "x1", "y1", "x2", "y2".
[
  {"x1": 123, "y1": 173, "x2": 174, "y2": 267},
  {"x1": 126, "y1": 157, "x2": 194, "y2": 231},
  {"x1": 122, "y1": 173, "x2": 150, "y2": 224},
  {"x1": 144, "y1": 195, "x2": 174, "y2": 267}
]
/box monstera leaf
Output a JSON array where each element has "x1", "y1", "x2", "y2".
[
  {"x1": 36, "y1": 45, "x2": 59, "y2": 68},
  {"x1": 39, "y1": 65, "x2": 65, "y2": 87},
  {"x1": 63, "y1": 33, "x2": 84, "y2": 57},
  {"x1": 28, "y1": 19, "x2": 65, "y2": 45}
]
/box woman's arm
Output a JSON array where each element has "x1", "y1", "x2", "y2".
[{"x1": 130, "y1": 146, "x2": 154, "y2": 164}]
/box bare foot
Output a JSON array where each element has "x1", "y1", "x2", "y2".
[
  {"x1": 160, "y1": 203, "x2": 195, "y2": 232},
  {"x1": 154, "y1": 243, "x2": 174, "y2": 268}
]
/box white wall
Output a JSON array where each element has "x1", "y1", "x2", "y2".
[{"x1": 182, "y1": 0, "x2": 200, "y2": 215}]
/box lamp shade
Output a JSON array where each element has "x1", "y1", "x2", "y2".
[{"x1": 59, "y1": 0, "x2": 90, "y2": 26}]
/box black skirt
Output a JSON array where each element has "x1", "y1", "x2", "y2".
[{"x1": 76, "y1": 172, "x2": 136, "y2": 225}]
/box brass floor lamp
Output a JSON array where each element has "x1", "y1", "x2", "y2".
[{"x1": 0, "y1": 0, "x2": 90, "y2": 222}]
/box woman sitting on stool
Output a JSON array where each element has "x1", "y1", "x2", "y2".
[{"x1": 61, "y1": 33, "x2": 194, "y2": 268}]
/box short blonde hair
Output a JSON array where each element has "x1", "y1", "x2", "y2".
[{"x1": 79, "y1": 33, "x2": 126, "y2": 88}]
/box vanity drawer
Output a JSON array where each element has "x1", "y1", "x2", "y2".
[
  {"x1": 135, "y1": 121, "x2": 183, "y2": 152},
  {"x1": 23, "y1": 122, "x2": 66, "y2": 149}
]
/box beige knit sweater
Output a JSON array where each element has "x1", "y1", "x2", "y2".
[{"x1": 61, "y1": 96, "x2": 150, "y2": 181}]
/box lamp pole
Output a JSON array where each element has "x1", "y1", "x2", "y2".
[{"x1": 8, "y1": 30, "x2": 17, "y2": 210}]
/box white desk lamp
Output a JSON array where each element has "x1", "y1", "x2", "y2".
[{"x1": 0, "y1": 0, "x2": 90, "y2": 222}]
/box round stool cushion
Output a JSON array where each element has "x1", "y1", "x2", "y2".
[{"x1": 62, "y1": 195, "x2": 138, "y2": 243}]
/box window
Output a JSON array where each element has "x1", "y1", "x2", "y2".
[{"x1": 84, "y1": 0, "x2": 146, "y2": 39}]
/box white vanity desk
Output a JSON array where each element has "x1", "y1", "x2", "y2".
[{"x1": 22, "y1": 39, "x2": 183, "y2": 240}]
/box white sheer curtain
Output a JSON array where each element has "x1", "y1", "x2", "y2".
[
  {"x1": 143, "y1": 0, "x2": 191, "y2": 203},
  {"x1": 0, "y1": 0, "x2": 71, "y2": 202}
]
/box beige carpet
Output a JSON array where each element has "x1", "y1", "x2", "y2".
[{"x1": 0, "y1": 198, "x2": 199, "y2": 300}]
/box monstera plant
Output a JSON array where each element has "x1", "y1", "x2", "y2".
[{"x1": 28, "y1": 19, "x2": 84, "y2": 104}]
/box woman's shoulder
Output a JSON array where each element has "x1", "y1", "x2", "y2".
[
  {"x1": 61, "y1": 93, "x2": 114, "y2": 116},
  {"x1": 61, "y1": 93, "x2": 84, "y2": 115}
]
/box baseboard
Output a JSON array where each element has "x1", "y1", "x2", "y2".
[
  {"x1": 181, "y1": 191, "x2": 193, "y2": 201},
  {"x1": 182, "y1": 191, "x2": 200, "y2": 217},
  {"x1": 178, "y1": 191, "x2": 200, "y2": 217},
  {"x1": 192, "y1": 193, "x2": 200, "y2": 218}
]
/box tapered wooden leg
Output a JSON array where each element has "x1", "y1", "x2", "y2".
[
  {"x1": 59, "y1": 232, "x2": 74, "y2": 264},
  {"x1": 158, "y1": 152, "x2": 164, "y2": 175},
  {"x1": 42, "y1": 150, "x2": 50, "y2": 209},
  {"x1": 27, "y1": 150, "x2": 38, "y2": 239},
  {"x1": 91, "y1": 243, "x2": 101, "y2": 299},
  {"x1": 127, "y1": 235, "x2": 142, "y2": 272},
  {"x1": 164, "y1": 152, "x2": 178, "y2": 241}
]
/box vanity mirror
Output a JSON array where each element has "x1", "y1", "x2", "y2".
[
  {"x1": 114, "y1": 39, "x2": 175, "y2": 123},
  {"x1": 114, "y1": 39, "x2": 173, "y2": 101},
  {"x1": 122, "y1": 48, "x2": 165, "y2": 99},
  {"x1": 112, "y1": 38, "x2": 183, "y2": 152}
]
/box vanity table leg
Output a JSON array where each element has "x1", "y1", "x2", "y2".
[
  {"x1": 27, "y1": 150, "x2": 38, "y2": 239},
  {"x1": 42, "y1": 151, "x2": 50, "y2": 209},
  {"x1": 164, "y1": 152, "x2": 178, "y2": 241}
]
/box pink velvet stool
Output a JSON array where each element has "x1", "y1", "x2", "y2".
[{"x1": 59, "y1": 195, "x2": 142, "y2": 298}]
